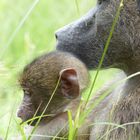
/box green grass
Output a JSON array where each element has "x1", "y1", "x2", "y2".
[{"x1": 0, "y1": 0, "x2": 119, "y2": 139}]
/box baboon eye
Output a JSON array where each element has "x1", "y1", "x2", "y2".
[
  {"x1": 23, "y1": 89, "x2": 31, "y2": 96},
  {"x1": 98, "y1": 0, "x2": 106, "y2": 5}
]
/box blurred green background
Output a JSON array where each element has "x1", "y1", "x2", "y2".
[{"x1": 0, "y1": 0, "x2": 118, "y2": 138}]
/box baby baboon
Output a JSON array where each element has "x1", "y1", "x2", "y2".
[{"x1": 18, "y1": 51, "x2": 90, "y2": 140}]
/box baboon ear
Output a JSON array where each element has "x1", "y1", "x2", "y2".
[
  {"x1": 59, "y1": 68, "x2": 80, "y2": 99},
  {"x1": 137, "y1": 0, "x2": 140, "y2": 11}
]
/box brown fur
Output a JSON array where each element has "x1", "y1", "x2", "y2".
[{"x1": 18, "y1": 51, "x2": 90, "y2": 140}]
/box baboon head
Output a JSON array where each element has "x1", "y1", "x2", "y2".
[
  {"x1": 18, "y1": 51, "x2": 89, "y2": 125},
  {"x1": 56, "y1": 0, "x2": 140, "y2": 74}
]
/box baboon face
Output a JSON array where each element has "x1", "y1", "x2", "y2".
[
  {"x1": 17, "y1": 86, "x2": 60, "y2": 125},
  {"x1": 56, "y1": 0, "x2": 140, "y2": 70},
  {"x1": 17, "y1": 51, "x2": 83, "y2": 126}
]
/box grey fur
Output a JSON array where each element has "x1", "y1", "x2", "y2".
[{"x1": 56, "y1": 0, "x2": 140, "y2": 75}]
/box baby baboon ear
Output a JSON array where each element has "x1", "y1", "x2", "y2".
[{"x1": 59, "y1": 68, "x2": 80, "y2": 99}]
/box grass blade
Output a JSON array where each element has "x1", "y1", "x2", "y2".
[
  {"x1": 0, "y1": 0, "x2": 40, "y2": 59},
  {"x1": 4, "y1": 105, "x2": 15, "y2": 140}
]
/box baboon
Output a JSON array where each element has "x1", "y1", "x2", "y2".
[
  {"x1": 55, "y1": 0, "x2": 140, "y2": 139},
  {"x1": 18, "y1": 51, "x2": 91, "y2": 140}
]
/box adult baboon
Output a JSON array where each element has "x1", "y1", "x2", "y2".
[{"x1": 56, "y1": 0, "x2": 140, "y2": 139}]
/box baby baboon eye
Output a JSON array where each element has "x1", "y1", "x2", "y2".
[{"x1": 23, "y1": 89, "x2": 31, "y2": 96}]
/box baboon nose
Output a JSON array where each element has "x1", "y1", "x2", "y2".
[{"x1": 55, "y1": 26, "x2": 69, "y2": 41}]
